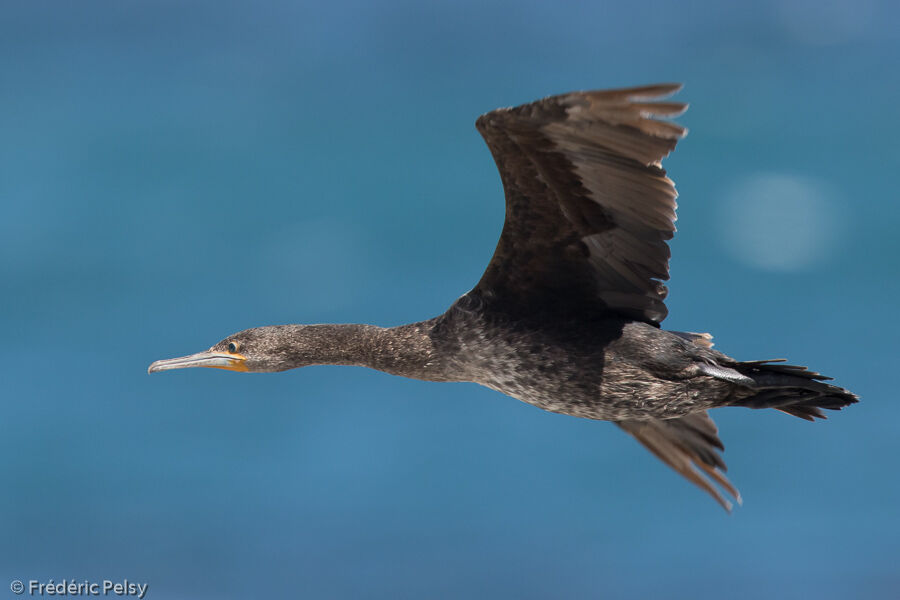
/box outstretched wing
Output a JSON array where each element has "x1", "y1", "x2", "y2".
[
  {"x1": 474, "y1": 84, "x2": 686, "y2": 323},
  {"x1": 617, "y1": 412, "x2": 741, "y2": 511}
]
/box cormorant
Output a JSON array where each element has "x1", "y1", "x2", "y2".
[{"x1": 149, "y1": 84, "x2": 857, "y2": 510}]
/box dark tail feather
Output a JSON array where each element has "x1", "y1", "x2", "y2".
[{"x1": 730, "y1": 360, "x2": 858, "y2": 421}]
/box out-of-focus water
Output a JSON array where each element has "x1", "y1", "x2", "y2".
[{"x1": 2, "y1": 1, "x2": 898, "y2": 598}]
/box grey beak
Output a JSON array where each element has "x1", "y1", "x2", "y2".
[{"x1": 148, "y1": 351, "x2": 246, "y2": 374}]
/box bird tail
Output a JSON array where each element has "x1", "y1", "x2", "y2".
[{"x1": 729, "y1": 360, "x2": 858, "y2": 421}]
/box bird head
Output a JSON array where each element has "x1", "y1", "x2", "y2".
[{"x1": 148, "y1": 326, "x2": 301, "y2": 374}]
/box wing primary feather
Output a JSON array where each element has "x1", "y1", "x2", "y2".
[{"x1": 584, "y1": 83, "x2": 683, "y2": 101}]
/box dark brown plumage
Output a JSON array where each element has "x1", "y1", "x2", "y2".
[{"x1": 149, "y1": 84, "x2": 858, "y2": 511}]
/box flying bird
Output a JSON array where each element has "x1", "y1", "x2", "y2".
[{"x1": 149, "y1": 84, "x2": 857, "y2": 510}]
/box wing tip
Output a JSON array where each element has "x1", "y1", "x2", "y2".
[
  {"x1": 619, "y1": 414, "x2": 741, "y2": 513},
  {"x1": 477, "y1": 83, "x2": 689, "y2": 144}
]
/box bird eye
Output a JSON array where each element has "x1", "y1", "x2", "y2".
[{"x1": 228, "y1": 341, "x2": 239, "y2": 353}]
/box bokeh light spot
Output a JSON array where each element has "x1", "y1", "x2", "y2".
[{"x1": 718, "y1": 173, "x2": 843, "y2": 272}]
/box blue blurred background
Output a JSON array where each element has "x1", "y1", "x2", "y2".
[{"x1": 2, "y1": 1, "x2": 898, "y2": 598}]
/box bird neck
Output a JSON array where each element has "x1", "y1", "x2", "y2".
[{"x1": 282, "y1": 322, "x2": 449, "y2": 381}]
